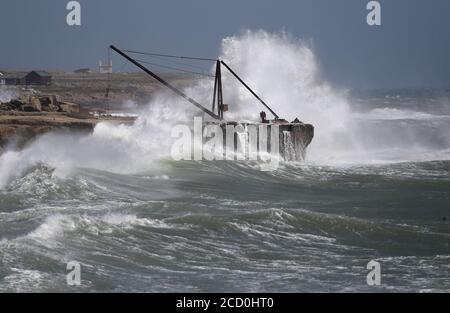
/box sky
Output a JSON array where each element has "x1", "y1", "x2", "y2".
[{"x1": 1, "y1": 0, "x2": 449, "y2": 89}]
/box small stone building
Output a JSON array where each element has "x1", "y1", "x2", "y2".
[
  {"x1": 3, "y1": 72, "x2": 25, "y2": 85},
  {"x1": 23, "y1": 71, "x2": 52, "y2": 85}
]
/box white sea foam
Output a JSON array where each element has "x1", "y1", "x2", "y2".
[
  {"x1": 102, "y1": 213, "x2": 175, "y2": 229},
  {"x1": 28, "y1": 214, "x2": 76, "y2": 241},
  {"x1": 355, "y1": 107, "x2": 450, "y2": 120},
  {"x1": 1, "y1": 268, "x2": 48, "y2": 292},
  {"x1": 0, "y1": 86, "x2": 18, "y2": 102}
]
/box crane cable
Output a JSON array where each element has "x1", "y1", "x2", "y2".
[
  {"x1": 123, "y1": 49, "x2": 216, "y2": 62},
  {"x1": 134, "y1": 58, "x2": 214, "y2": 78}
]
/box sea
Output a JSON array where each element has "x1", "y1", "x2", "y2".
[{"x1": 0, "y1": 32, "x2": 449, "y2": 292}]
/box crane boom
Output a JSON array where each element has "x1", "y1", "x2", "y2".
[{"x1": 109, "y1": 45, "x2": 220, "y2": 120}]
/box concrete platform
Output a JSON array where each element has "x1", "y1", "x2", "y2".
[{"x1": 204, "y1": 121, "x2": 314, "y2": 161}]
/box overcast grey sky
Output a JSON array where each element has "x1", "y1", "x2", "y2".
[{"x1": 1, "y1": 0, "x2": 449, "y2": 89}]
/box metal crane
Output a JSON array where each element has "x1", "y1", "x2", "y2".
[{"x1": 109, "y1": 45, "x2": 280, "y2": 121}]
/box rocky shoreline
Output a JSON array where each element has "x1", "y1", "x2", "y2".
[{"x1": 0, "y1": 111, "x2": 135, "y2": 155}]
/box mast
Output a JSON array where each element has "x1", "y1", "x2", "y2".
[
  {"x1": 211, "y1": 61, "x2": 218, "y2": 113},
  {"x1": 211, "y1": 60, "x2": 224, "y2": 119}
]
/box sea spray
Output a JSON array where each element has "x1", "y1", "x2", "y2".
[
  {"x1": 0, "y1": 105, "x2": 185, "y2": 188},
  {"x1": 0, "y1": 86, "x2": 19, "y2": 102},
  {"x1": 188, "y1": 30, "x2": 359, "y2": 164},
  {"x1": 204, "y1": 30, "x2": 450, "y2": 165}
]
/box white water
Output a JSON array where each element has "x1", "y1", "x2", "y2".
[
  {"x1": 1, "y1": 30, "x2": 449, "y2": 188},
  {"x1": 282, "y1": 131, "x2": 297, "y2": 161},
  {"x1": 355, "y1": 107, "x2": 450, "y2": 121},
  {"x1": 0, "y1": 86, "x2": 18, "y2": 102}
]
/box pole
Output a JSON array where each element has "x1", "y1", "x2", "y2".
[
  {"x1": 217, "y1": 61, "x2": 223, "y2": 119},
  {"x1": 211, "y1": 61, "x2": 219, "y2": 113}
]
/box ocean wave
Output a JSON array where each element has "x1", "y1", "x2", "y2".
[{"x1": 355, "y1": 107, "x2": 450, "y2": 121}]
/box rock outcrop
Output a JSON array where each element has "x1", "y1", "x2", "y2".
[
  {"x1": 0, "y1": 111, "x2": 135, "y2": 154},
  {"x1": 0, "y1": 94, "x2": 80, "y2": 113}
]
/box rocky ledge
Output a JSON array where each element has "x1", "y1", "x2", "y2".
[{"x1": 0, "y1": 111, "x2": 135, "y2": 155}]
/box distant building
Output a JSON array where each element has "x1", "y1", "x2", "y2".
[
  {"x1": 2, "y1": 72, "x2": 25, "y2": 85},
  {"x1": 99, "y1": 60, "x2": 112, "y2": 74},
  {"x1": 23, "y1": 71, "x2": 52, "y2": 86},
  {"x1": 0, "y1": 71, "x2": 52, "y2": 86}
]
